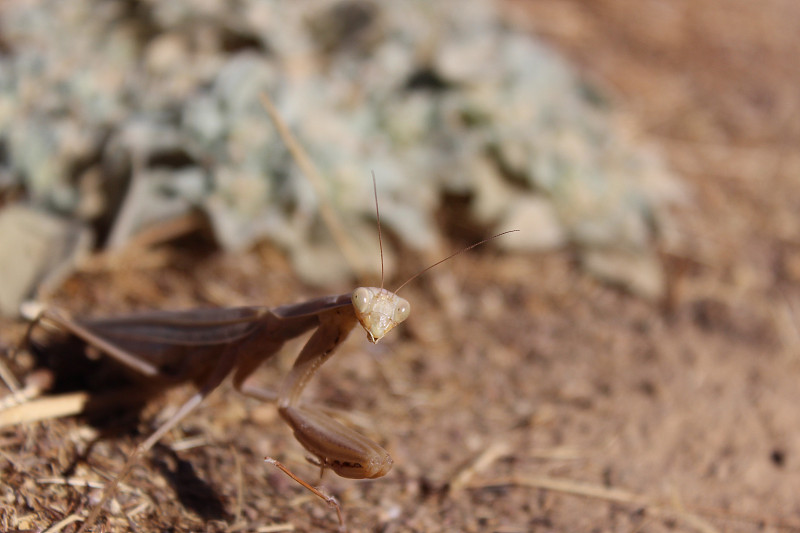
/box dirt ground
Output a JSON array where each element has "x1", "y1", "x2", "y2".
[{"x1": 2, "y1": 1, "x2": 800, "y2": 531}]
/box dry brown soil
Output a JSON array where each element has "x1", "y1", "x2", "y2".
[{"x1": 2, "y1": 1, "x2": 800, "y2": 531}]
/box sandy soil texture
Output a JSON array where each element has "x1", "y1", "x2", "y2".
[{"x1": 2, "y1": 1, "x2": 799, "y2": 531}]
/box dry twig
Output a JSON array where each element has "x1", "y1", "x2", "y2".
[
  {"x1": 467, "y1": 474, "x2": 800, "y2": 533},
  {"x1": 259, "y1": 92, "x2": 367, "y2": 280}
]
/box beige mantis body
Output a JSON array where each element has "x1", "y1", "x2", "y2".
[
  {"x1": 19, "y1": 220, "x2": 516, "y2": 532},
  {"x1": 24, "y1": 282, "x2": 411, "y2": 531}
]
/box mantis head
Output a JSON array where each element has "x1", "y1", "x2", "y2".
[
  {"x1": 350, "y1": 175, "x2": 515, "y2": 345},
  {"x1": 351, "y1": 287, "x2": 410, "y2": 343}
]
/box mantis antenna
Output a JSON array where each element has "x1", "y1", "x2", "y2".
[
  {"x1": 393, "y1": 229, "x2": 519, "y2": 294},
  {"x1": 368, "y1": 173, "x2": 518, "y2": 294},
  {"x1": 371, "y1": 172, "x2": 385, "y2": 290}
]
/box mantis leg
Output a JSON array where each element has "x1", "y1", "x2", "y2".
[
  {"x1": 76, "y1": 344, "x2": 239, "y2": 533},
  {"x1": 30, "y1": 309, "x2": 162, "y2": 377},
  {"x1": 277, "y1": 307, "x2": 393, "y2": 480}
]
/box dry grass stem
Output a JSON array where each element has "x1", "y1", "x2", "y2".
[
  {"x1": 0, "y1": 391, "x2": 90, "y2": 427},
  {"x1": 256, "y1": 524, "x2": 296, "y2": 532},
  {"x1": 0, "y1": 380, "x2": 43, "y2": 410},
  {"x1": 36, "y1": 476, "x2": 136, "y2": 493},
  {"x1": 468, "y1": 474, "x2": 800, "y2": 532},
  {"x1": 0, "y1": 355, "x2": 21, "y2": 394},
  {"x1": 169, "y1": 435, "x2": 208, "y2": 452},
  {"x1": 449, "y1": 440, "x2": 512, "y2": 491},
  {"x1": 526, "y1": 446, "x2": 585, "y2": 461},
  {"x1": 41, "y1": 514, "x2": 84, "y2": 533},
  {"x1": 82, "y1": 212, "x2": 206, "y2": 274},
  {"x1": 259, "y1": 92, "x2": 367, "y2": 280},
  {"x1": 232, "y1": 445, "x2": 244, "y2": 528}
]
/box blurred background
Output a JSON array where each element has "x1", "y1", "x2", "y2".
[{"x1": 1, "y1": 0, "x2": 798, "y2": 531}]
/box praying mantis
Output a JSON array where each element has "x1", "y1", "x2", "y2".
[{"x1": 17, "y1": 177, "x2": 516, "y2": 531}]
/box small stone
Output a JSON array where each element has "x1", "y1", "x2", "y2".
[
  {"x1": 582, "y1": 248, "x2": 665, "y2": 300},
  {"x1": 497, "y1": 197, "x2": 567, "y2": 251},
  {"x1": 0, "y1": 205, "x2": 91, "y2": 317}
]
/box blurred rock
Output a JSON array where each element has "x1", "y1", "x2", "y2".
[
  {"x1": 497, "y1": 198, "x2": 567, "y2": 252},
  {"x1": 0, "y1": 0, "x2": 684, "y2": 297},
  {"x1": 0, "y1": 206, "x2": 91, "y2": 317},
  {"x1": 583, "y1": 249, "x2": 665, "y2": 301}
]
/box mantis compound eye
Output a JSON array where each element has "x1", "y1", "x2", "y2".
[
  {"x1": 352, "y1": 287, "x2": 371, "y2": 313},
  {"x1": 393, "y1": 298, "x2": 410, "y2": 323}
]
